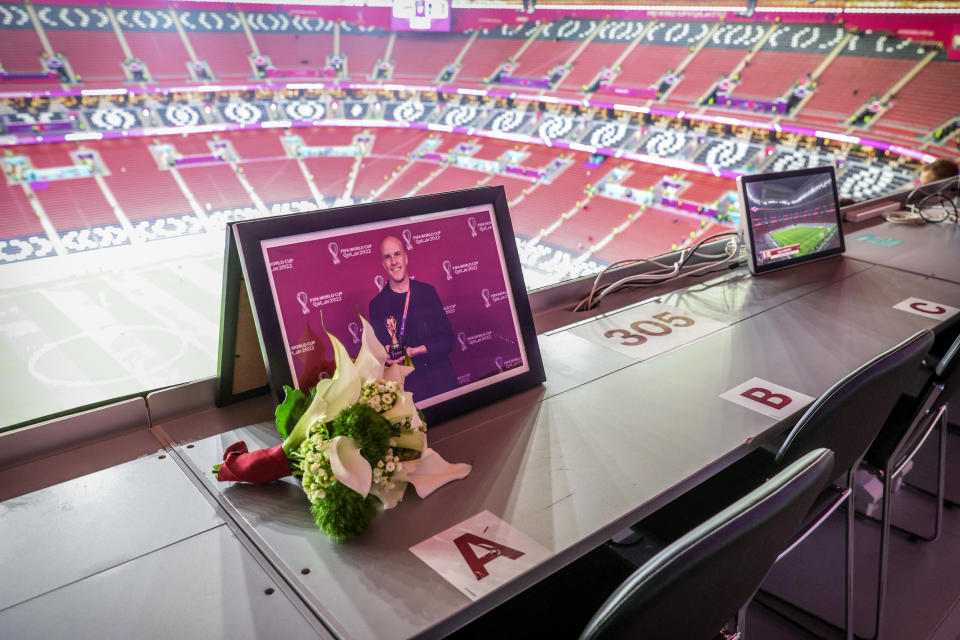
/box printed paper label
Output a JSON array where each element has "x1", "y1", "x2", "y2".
[
  {"x1": 410, "y1": 510, "x2": 551, "y2": 601},
  {"x1": 892, "y1": 298, "x2": 959, "y2": 321},
  {"x1": 720, "y1": 377, "x2": 814, "y2": 419},
  {"x1": 569, "y1": 303, "x2": 728, "y2": 361}
]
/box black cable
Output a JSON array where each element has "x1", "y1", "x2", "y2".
[{"x1": 917, "y1": 192, "x2": 957, "y2": 223}]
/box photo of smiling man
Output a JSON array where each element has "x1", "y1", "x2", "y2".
[{"x1": 369, "y1": 234, "x2": 458, "y2": 403}]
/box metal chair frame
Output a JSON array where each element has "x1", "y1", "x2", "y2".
[{"x1": 754, "y1": 330, "x2": 936, "y2": 640}]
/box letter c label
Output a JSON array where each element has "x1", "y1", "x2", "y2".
[{"x1": 910, "y1": 302, "x2": 946, "y2": 315}]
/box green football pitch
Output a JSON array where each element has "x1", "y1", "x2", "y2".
[
  {"x1": 0, "y1": 235, "x2": 559, "y2": 430},
  {"x1": 770, "y1": 225, "x2": 829, "y2": 257},
  {"x1": 0, "y1": 243, "x2": 224, "y2": 430}
]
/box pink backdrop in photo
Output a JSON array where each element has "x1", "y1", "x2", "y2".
[{"x1": 265, "y1": 208, "x2": 524, "y2": 395}]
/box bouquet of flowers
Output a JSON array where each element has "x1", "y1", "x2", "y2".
[{"x1": 214, "y1": 315, "x2": 472, "y2": 541}]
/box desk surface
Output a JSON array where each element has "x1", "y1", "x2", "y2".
[
  {"x1": 4, "y1": 221, "x2": 960, "y2": 639},
  {"x1": 168, "y1": 258, "x2": 960, "y2": 640},
  {"x1": 845, "y1": 221, "x2": 960, "y2": 284},
  {"x1": 0, "y1": 446, "x2": 329, "y2": 640}
]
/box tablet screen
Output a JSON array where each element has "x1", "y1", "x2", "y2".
[{"x1": 738, "y1": 166, "x2": 845, "y2": 274}]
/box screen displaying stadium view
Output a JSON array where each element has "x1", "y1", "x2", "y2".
[
  {"x1": 743, "y1": 170, "x2": 842, "y2": 269},
  {"x1": 0, "y1": 1, "x2": 955, "y2": 428}
]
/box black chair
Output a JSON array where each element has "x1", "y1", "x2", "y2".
[
  {"x1": 580, "y1": 448, "x2": 835, "y2": 640},
  {"x1": 857, "y1": 333, "x2": 960, "y2": 639},
  {"x1": 638, "y1": 329, "x2": 935, "y2": 640},
  {"x1": 449, "y1": 449, "x2": 835, "y2": 640}
]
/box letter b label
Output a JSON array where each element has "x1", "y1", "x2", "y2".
[
  {"x1": 741, "y1": 387, "x2": 792, "y2": 410},
  {"x1": 721, "y1": 377, "x2": 814, "y2": 419}
]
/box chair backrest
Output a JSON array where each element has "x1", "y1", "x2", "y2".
[
  {"x1": 774, "y1": 330, "x2": 934, "y2": 477},
  {"x1": 579, "y1": 448, "x2": 835, "y2": 640},
  {"x1": 886, "y1": 333, "x2": 960, "y2": 467},
  {"x1": 934, "y1": 333, "x2": 960, "y2": 395}
]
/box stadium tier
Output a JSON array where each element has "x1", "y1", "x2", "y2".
[
  {"x1": 0, "y1": 28, "x2": 47, "y2": 75},
  {"x1": 339, "y1": 29, "x2": 390, "y2": 79},
  {"x1": 614, "y1": 44, "x2": 689, "y2": 89},
  {"x1": 732, "y1": 51, "x2": 823, "y2": 101},
  {"x1": 556, "y1": 41, "x2": 621, "y2": 92},
  {"x1": 619, "y1": 163, "x2": 672, "y2": 190},
  {"x1": 509, "y1": 158, "x2": 593, "y2": 237},
  {"x1": 220, "y1": 129, "x2": 286, "y2": 160},
  {"x1": 799, "y1": 56, "x2": 914, "y2": 121},
  {"x1": 301, "y1": 155, "x2": 356, "y2": 199},
  {"x1": 125, "y1": 32, "x2": 192, "y2": 81},
  {"x1": 877, "y1": 61, "x2": 960, "y2": 133},
  {"x1": 242, "y1": 158, "x2": 314, "y2": 205},
  {"x1": 192, "y1": 33, "x2": 251, "y2": 80},
  {"x1": 545, "y1": 196, "x2": 639, "y2": 252},
  {"x1": 176, "y1": 163, "x2": 252, "y2": 212},
  {"x1": 457, "y1": 30, "x2": 531, "y2": 83},
  {"x1": 376, "y1": 159, "x2": 439, "y2": 201},
  {"x1": 1, "y1": 3, "x2": 957, "y2": 272},
  {"x1": 392, "y1": 33, "x2": 465, "y2": 82},
  {"x1": 33, "y1": 176, "x2": 117, "y2": 230},
  {"x1": 352, "y1": 155, "x2": 409, "y2": 200},
  {"x1": 515, "y1": 39, "x2": 580, "y2": 79},
  {"x1": 98, "y1": 139, "x2": 192, "y2": 222},
  {"x1": 3, "y1": 9, "x2": 960, "y2": 638},
  {"x1": 591, "y1": 205, "x2": 705, "y2": 263},
  {"x1": 409, "y1": 164, "x2": 488, "y2": 196},
  {"x1": 669, "y1": 48, "x2": 746, "y2": 102},
  {"x1": 1, "y1": 179, "x2": 43, "y2": 239}
]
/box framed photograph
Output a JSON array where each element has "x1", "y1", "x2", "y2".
[{"x1": 230, "y1": 186, "x2": 545, "y2": 425}]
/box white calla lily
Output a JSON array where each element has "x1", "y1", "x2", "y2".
[
  {"x1": 327, "y1": 435, "x2": 372, "y2": 498},
  {"x1": 393, "y1": 428, "x2": 425, "y2": 453},
  {"x1": 282, "y1": 393, "x2": 328, "y2": 456},
  {"x1": 323, "y1": 332, "x2": 362, "y2": 418},
  {"x1": 370, "y1": 478, "x2": 408, "y2": 510},
  {"x1": 382, "y1": 360, "x2": 414, "y2": 387},
  {"x1": 355, "y1": 315, "x2": 388, "y2": 382},
  {"x1": 405, "y1": 448, "x2": 472, "y2": 499},
  {"x1": 283, "y1": 329, "x2": 361, "y2": 455},
  {"x1": 382, "y1": 390, "x2": 417, "y2": 425}
]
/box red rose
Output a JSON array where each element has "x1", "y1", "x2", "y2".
[{"x1": 217, "y1": 441, "x2": 292, "y2": 483}]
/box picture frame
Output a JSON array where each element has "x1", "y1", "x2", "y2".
[{"x1": 227, "y1": 186, "x2": 546, "y2": 425}]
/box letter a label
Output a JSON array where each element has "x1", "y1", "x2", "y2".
[
  {"x1": 410, "y1": 510, "x2": 551, "y2": 600},
  {"x1": 720, "y1": 377, "x2": 814, "y2": 419}
]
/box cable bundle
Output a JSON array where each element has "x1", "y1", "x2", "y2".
[
  {"x1": 574, "y1": 231, "x2": 741, "y2": 312},
  {"x1": 885, "y1": 176, "x2": 959, "y2": 225}
]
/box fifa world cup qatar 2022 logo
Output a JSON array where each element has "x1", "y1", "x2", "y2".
[
  {"x1": 468, "y1": 216, "x2": 477, "y2": 238},
  {"x1": 457, "y1": 331, "x2": 467, "y2": 352},
  {"x1": 374, "y1": 274, "x2": 386, "y2": 291},
  {"x1": 297, "y1": 291, "x2": 310, "y2": 315},
  {"x1": 348, "y1": 321, "x2": 361, "y2": 345},
  {"x1": 328, "y1": 241, "x2": 340, "y2": 265},
  {"x1": 402, "y1": 229, "x2": 413, "y2": 250},
  {"x1": 481, "y1": 288, "x2": 491, "y2": 309},
  {"x1": 442, "y1": 259, "x2": 453, "y2": 281}
]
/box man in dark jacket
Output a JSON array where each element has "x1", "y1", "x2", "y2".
[{"x1": 369, "y1": 235, "x2": 457, "y2": 403}]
